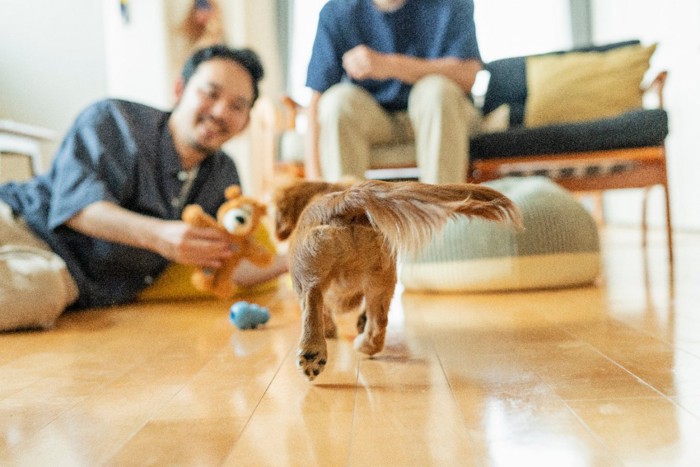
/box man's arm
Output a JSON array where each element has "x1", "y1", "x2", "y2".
[
  {"x1": 65, "y1": 201, "x2": 234, "y2": 268},
  {"x1": 342, "y1": 45, "x2": 482, "y2": 94}
]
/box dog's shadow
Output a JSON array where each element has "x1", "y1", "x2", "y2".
[{"x1": 304, "y1": 337, "x2": 430, "y2": 392}]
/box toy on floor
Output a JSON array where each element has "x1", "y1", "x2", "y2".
[
  {"x1": 230, "y1": 301, "x2": 270, "y2": 329},
  {"x1": 182, "y1": 185, "x2": 273, "y2": 299}
]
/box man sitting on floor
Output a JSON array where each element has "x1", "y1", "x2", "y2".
[{"x1": 0, "y1": 45, "x2": 287, "y2": 332}]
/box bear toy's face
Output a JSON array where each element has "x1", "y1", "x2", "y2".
[
  {"x1": 216, "y1": 196, "x2": 267, "y2": 239},
  {"x1": 220, "y1": 202, "x2": 257, "y2": 237}
]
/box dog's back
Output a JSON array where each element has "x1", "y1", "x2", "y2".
[
  {"x1": 287, "y1": 179, "x2": 520, "y2": 256},
  {"x1": 273, "y1": 180, "x2": 353, "y2": 240}
]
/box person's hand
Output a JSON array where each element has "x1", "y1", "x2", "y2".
[
  {"x1": 342, "y1": 45, "x2": 392, "y2": 81},
  {"x1": 232, "y1": 253, "x2": 289, "y2": 287},
  {"x1": 154, "y1": 220, "x2": 234, "y2": 268}
]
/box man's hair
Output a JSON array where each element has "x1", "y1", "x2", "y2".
[{"x1": 181, "y1": 44, "x2": 265, "y2": 103}]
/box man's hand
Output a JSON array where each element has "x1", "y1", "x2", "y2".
[
  {"x1": 153, "y1": 221, "x2": 234, "y2": 268},
  {"x1": 342, "y1": 45, "x2": 392, "y2": 81}
]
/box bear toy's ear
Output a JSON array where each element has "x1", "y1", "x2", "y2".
[{"x1": 225, "y1": 185, "x2": 242, "y2": 200}]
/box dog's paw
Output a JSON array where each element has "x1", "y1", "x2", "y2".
[
  {"x1": 353, "y1": 331, "x2": 385, "y2": 356},
  {"x1": 296, "y1": 343, "x2": 328, "y2": 381}
]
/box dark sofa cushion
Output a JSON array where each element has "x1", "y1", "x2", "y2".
[
  {"x1": 470, "y1": 108, "x2": 668, "y2": 160},
  {"x1": 482, "y1": 56, "x2": 527, "y2": 126}
]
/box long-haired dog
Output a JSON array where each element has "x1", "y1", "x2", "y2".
[{"x1": 273, "y1": 179, "x2": 521, "y2": 380}]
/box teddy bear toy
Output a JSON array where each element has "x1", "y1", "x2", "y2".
[{"x1": 182, "y1": 185, "x2": 273, "y2": 299}]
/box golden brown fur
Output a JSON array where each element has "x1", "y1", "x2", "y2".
[{"x1": 273, "y1": 179, "x2": 521, "y2": 381}]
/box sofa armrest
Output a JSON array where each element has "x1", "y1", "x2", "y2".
[{"x1": 643, "y1": 71, "x2": 668, "y2": 109}]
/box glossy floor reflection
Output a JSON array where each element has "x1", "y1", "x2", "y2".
[{"x1": 1, "y1": 226, "x2": 699, "y2": 466}]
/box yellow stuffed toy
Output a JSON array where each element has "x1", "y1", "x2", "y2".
[{"x1": 181, "y1": 185, "x2": 273, "y2": 299}]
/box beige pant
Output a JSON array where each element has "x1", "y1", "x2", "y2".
[
  {"x1": 0, "y1": 201, "x2": 79, "y2": 331},
  {"x1": 317, "y1": 75, "x2": 482, "y2": 184}
]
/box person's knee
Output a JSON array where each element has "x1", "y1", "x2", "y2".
[
  {"x1": 408, "y1": 75, "x2": 473, "y2": 130},
  {"x1": 410, "y1": 75, "x2": 464, "y2": 106},
  {"x1": 318, "y1": 83, "x2": 372, "y2": 125}
]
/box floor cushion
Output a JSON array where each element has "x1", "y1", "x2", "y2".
[{"x1": 400, "y1": 176, "x2": 601, "y2": 292}]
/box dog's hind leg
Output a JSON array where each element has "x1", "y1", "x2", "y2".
[
  {"x1": 297, "y1": 286, "x2": 328, "y2": 381},
  {"x1": 353, "y1": 264, "x2": 396, "y2": 356},
  {"x1": 353, "y1": 293, "x2": 390, "y2": 355}
]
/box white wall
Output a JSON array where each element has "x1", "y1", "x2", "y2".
[
  {"x1": 0, "y1": 0, "x2": 107, "y2": 166},
  {"x1": 102, "y1": 0, "x2": 173, "y2": 110},
  {"x1": 591, "y1": 0, "x2": 700, "y2": 231},
  {"x1": 474, "y1": 0, "x2": 573, "y2": 61}
]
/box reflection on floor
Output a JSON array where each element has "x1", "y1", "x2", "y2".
[{"x1": 1, "y1": 226, "x2": 699, "y2": 466}]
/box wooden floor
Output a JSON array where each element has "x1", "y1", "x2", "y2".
[{"x1": 1, "y1": 226, "x2": 699, "y2": 466}]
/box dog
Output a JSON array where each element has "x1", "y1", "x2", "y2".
[{"x1": 272, "y1": 179, "x2": 521, "y2": 381}]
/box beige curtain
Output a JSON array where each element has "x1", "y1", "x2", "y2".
[{"x1": 223, "y1": 0, "x2": 284, "y2": 196}]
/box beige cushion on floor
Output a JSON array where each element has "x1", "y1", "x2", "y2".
[{"x1": 400, "y1": 176, "x2": 601, "y2": 292}]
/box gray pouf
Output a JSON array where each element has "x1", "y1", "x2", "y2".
[{"x1": 400, "y1": 176, "x2": 601, "y2": 292}]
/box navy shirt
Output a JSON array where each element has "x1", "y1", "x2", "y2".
[
  {"x1": 0, "y1": 99, "x2": 240, "y2": 309},
  {"x1": 306, "y1": 0, "x2": 481, "y2": 111}
]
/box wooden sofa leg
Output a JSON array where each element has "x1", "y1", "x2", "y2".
[
  {"x1": 642, "y1": 187, "x2": 650, "y2": 251},
  {"x1": 641, "y1": 184, "x2": 674, "y2": 275},
  {"x1": 663, "y1": 183, "x2": 674, "y2": 267}
]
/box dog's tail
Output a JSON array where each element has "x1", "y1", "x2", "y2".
[{"x1": 314, "y1": 179, "x2": 522, "y2": 257}]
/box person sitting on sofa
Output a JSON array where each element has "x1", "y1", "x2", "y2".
[
  {"x1": 304, "y1": 0, "x2": 483, "y2": 184},
  {"x1": 0, "y1": 44, "x2": 288, "y2": 332}
]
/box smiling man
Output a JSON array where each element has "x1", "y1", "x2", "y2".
[{"x1": 0, "y1": 45, "x2": 288, "y2": 331}]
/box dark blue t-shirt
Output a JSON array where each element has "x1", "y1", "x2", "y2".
[
  {"x1": 306, "y1": 0, "x2": 481, "y2": 111},
  {"x1": 0, "y1": 99, "x2": 240, "y2": 309}
]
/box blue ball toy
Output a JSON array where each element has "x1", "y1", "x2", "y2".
[{"x1": 230, "y1": 301, "x2": 270, "y2": 330}]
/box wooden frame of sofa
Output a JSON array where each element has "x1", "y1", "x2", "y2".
[
  {"x1": 256, "y1": 70, "x2": 672, "y2": 266},
  {"x1": 468, "y1": 71, "x2": 672, "y2": 265}
]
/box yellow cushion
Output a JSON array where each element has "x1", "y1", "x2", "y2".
[
  {"x1": 138, "y1": 222, "x2": 278, "y2": 301},
  {"x1": 524, "y1": 44, "x2": 656, "y2": 128}
]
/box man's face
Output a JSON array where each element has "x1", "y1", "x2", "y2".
[
  {"x1": 171, "y1": 58, "x2": 255, "y2": 155},
  {"x1": 372, "y1": 0, "x2": 407, "y2": 12}
]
